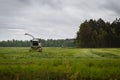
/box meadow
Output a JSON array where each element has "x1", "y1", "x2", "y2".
[{"x1": 0, "y1": 47, "x2": 120, "y2": 80}]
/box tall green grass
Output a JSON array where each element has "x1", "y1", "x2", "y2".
[{"x1": 0, "y1": 47, "x2": 120, "y2": 80}]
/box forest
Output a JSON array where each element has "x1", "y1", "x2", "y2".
[
  {"x1": 0, "y1": 39, "x2": 75, "y2": 47},
  {"x1": 76, "y1": 18, "x2": 120, "y2": 48}
]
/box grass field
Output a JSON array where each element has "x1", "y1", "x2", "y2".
[{"x1": 0, "y1": 47, "x2": 120, "y2": 80}]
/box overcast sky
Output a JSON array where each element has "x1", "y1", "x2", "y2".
[{"x1": 0, "y1": 0, "x2": 120, "y2": 40}]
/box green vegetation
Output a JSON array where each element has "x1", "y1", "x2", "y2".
[
  {"x1": 0, "y1": 47, "x2": 120, "y2": 80},
  {"x1": 0, "y1": 39, "x2": 75, "y2": 47},
  {"x1": 76, "y1": 18, "x2": 120, "y2": 48}
]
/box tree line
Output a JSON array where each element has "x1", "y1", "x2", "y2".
[
  {"x1": 75, "y1": 18, "x2": 120, "y2": 48},
  {"x1": 0, "y1": 39, "x2": 75, "y2": 47}
]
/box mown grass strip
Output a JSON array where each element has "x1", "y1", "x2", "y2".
[{"x1": 92, "y1": 52, "x2": 120, "y2": 58}]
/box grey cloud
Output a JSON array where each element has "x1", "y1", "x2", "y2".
[
  {"x1": 103, "y1": 0, "x2": 120, "y2": 15},
  {"x1": 0, "y1": 0, "x2": 120, "y2": 40},
  {"x1": 18, "y1": 0, "x2": 31, "y2": 5}
]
